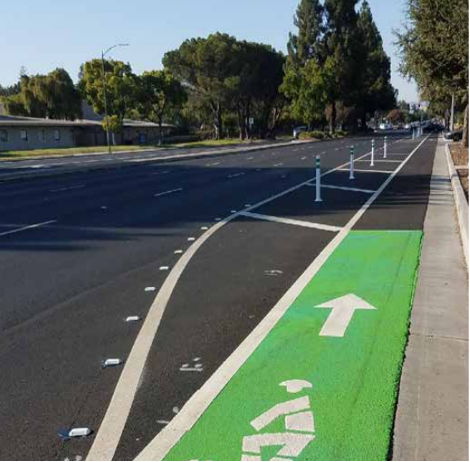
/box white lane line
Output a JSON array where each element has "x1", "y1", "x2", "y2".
[
  {"x1": 312, "y1": 184, "x2": 376, "y2": 194},
  {"x1": 154, "y1": 188, "x2": 183, "y2": 198},
  {"x1": 273, "y1": 163, "x2": 284, "y2": 167},
  {"x1": 174, "y1": 250, "x2": 184, "y2": 254},
  {"x1": 247, "y1": 157, "x2": 254, "y2": 160},
  {"x1": 356, "y1": 159, "x2": 402, "y2": 163},
  {"x1": 50, "y1": 184, "x2": 85, "y2": 192},
  {"x1": 239, "y1": 211, "x2": 342, "y2": 232},
  {"x1": 301, "y1": 156, "x2": 307, "y2": 160},
  {"x1": 135, "y1": 134, "x2": 431, "y2": 462},
  {"x1": 0, "y1": 219, "x2": 57, "y2": 237},
  {"x1": 206, "y1": 162, "x2": 220, "y2": 166},
  {"x1": 151, "y1": 170, "x2": 170, "y2": 175},
  {"x1": 85, "y1": 139, "x2": 403, "y2": 461},
  {"x1": 338, "y1": 168, "x2": 392, "y2": 174},
  {"x1": 227, "y1": 172, "x2": 246, "y2": 179}
]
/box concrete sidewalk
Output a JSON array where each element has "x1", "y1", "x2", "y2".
[{"x1": 393, "y1": 139, "x2": 469, "y2": 460}]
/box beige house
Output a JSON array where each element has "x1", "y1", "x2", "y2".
[{"x1": 0, "y1": 114, "x2": 175, "y2": 152}]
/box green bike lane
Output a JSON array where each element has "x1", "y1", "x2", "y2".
[{"x1": 144, "y1": 230, "x2": 422, "y2": 461}]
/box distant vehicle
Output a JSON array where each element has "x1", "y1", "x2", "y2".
[
  {"x1": 444, "y1": 130, "x2": 463, "y2": 141},
  {"x1": 379, "y1": 123, "x2": 393, "y2": 130},
  {"x1": 404, "y1": 123, "x2": 411, "y2": 130},
  {"x1": 424, "y1": 123, "x2": 444, "y2": 133},
  {"x1": 293, "y1": 126, "x2": 308, "y2": 139}
]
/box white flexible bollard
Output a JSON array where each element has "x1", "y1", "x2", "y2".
[
  {"x1": 315, "y1": 155, "x2": 322, "y2": 202},
  {"x1": 371, "y1": 139, "x2": 375, "y2": 167},
  {"x1": 349, "y1": 146, "x2": 355, "y2": 180},
  {"x1": 384, "y1": 136, "x2": 387, "y2": 159}
]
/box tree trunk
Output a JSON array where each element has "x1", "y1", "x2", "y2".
[
  {"x1": 329, "y1": 101, "x2": 336, "y2": 135},
  {"x1": 158, "y1": 116, "x2": 164, "y2": 146},
  {"x1": 463, "y1": 103, "x2": 469, "y2": 148}
]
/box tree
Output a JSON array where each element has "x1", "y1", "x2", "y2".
[
  {"x1": 139, "y1": 70, "x2": 187, "y2": 144},
  {"x1": 356, "y1": 0, "x2": 396, "y2": 127},
  {"x1": 396, "y1": 0, "x2": 468, "y2": 145},
  {"x1": 287, "y1": 0, "x2": 324, "y2": 65},
  {"x1": 387, "y1": 108, "x2": 406, "y2": 125},
  {"x1": 163, "y1": 33, "x2": 240, "y2": 139},
  {"x1": 79, "y1": 59, "x2": 139, "y2": 140},
  {"x1": 228, "y1": 41, "x2": 286, "y2": 139},
  {"x1": 281, "y1": 59, "x2": 328, "y2": 127},
  {"x1": 2, "y1": 68, "x2": 81, "y2": 119},
  {"x1": 323, "y1": 0, "x2": 362, "y2": 133}
]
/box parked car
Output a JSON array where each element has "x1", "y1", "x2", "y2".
[
  {"x1": 379, "y1": 123, "x2": 393, "y2": 130},
  {"x1": 293, "y1": 126, "x2": 308, "y2": 139},
  {"x1": 404, "y1": 123, "x2": 411, "y2": 130},
  {"x1": 444, "y1": 130, "x2": 463, "y2": 141}
]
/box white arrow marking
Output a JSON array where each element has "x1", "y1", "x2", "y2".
[{"x1": 315, "y1": 294, "x2": 377, "y2": 337}]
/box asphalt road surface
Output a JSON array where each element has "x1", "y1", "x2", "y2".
[{"x1": 0, "y1": 132, "x2": 437, "y2": 460}]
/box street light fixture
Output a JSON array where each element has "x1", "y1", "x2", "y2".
[{"x1": 101, "y1": 43, "x2": 129, "y2": 155}]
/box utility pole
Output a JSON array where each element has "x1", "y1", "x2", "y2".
[{"x1": 101, "y1": 43, "x2": 129, "y2": 155}]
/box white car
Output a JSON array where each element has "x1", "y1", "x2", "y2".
[{"x1": 379, "y1": 123, "x2": 393, "y2": 130}]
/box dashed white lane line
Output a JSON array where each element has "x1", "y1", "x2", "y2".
[
  {"x1": 301, "y1": 156, "x2": 307, "y2": 160},
  {"x1": 154, "y1": 188, "x2": 183, "y2": 198},
  {"x1": 134, "y1": 135, "x2": 430, "y2": 462},
  {"x1": 151, "y1": 170, "x2": 171, "y2": 175},
  {"x1": 227, "y1": 172, "x2": 246, "y2": 179},
  {"x1": 187, "y1": 237, "x2": 196, "y2": 242},
  {"x1": 206, "y1": 162, "x2": 221, "y2": 166},
  {"x1": 273, "y1": 163, "x2": 284, "y2": 167},
  {"x1": 239, "y1": 211, "x2": 342, "y2": 232},
  {"x1": 247, "y1": 157, "x2": 254, "y2": 160},
  {"x1": 50, "y1": 184, "x2": 85, "y2": 192},
  {"x1": 0, "y1": 219, "x2": 57, "y2": 237},
  {"x1": 86, "y1": 138, "x2": 406, "y2": 461},
  {"x1": 159, "y1": 266, "x2": 170, "y2": 271}
]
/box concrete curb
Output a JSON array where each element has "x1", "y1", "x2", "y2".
[
  {"x1": 445, "y1": 142, "x2": 469, "y2": 267},
  {"x1": 0, "y1": 140, "x2": 308, "y2": 183}
]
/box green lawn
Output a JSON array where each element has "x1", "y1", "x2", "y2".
[{"x1": 0, "y1": 138, "x2": 274, "y2": 161}]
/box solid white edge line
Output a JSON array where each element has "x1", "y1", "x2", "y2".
[
  {"x1": 85, "y1": 140, "x2": 400, "y2": 461},
  {"x1": 0, "y1": 219, "x2": 57, "y2": 237},
  {"x1": 239, "y1": 211, "x2": 342, "y2": 232},
  {"x1": 134, "y1": 134, "x2": 430, "y2": 461}
]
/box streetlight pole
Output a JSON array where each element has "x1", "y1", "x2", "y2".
[{"x1": 101, "y1": 43, "x2": 129, "y2": 155}]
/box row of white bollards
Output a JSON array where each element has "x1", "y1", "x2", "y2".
[{"x1": 314, "y1": 136, "x2": 389, "y2": 202}]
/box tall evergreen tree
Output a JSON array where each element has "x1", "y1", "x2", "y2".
[
  {"x1": 357, "y1": 0, "x2": 396, "y2": 126},
  {"x1": 323, "y1": 0, "x2": 361, "y2": 133},
  {"x1": 287, "y1": 0, "x2": 324, "y2": 65}
]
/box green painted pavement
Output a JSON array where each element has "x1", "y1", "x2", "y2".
[{"x1": 165, "y1": 231, "x2": 423, "y2": 461}]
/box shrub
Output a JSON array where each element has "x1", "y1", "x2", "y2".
[{"x1": 299, "y1": 130, "x2": 328, "y2": 140}]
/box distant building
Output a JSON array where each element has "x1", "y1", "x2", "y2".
[{"x1": 0, "y1": 114, "x2": 175, "y2": 152}]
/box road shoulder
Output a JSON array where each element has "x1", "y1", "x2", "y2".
[{"x1": 393, "y1": 138, "x2": 469, "y2": 461}]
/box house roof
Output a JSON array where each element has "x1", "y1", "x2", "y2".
[{"x1": 0, "y1": 115, "x2": 175, "y2": 129}]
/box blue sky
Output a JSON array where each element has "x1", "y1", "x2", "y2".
[{"x1": 0, "y1": 0, "x2": 418, "y2": 102}]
